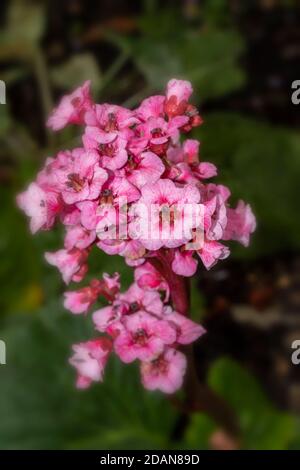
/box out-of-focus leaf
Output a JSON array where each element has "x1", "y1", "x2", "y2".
[
  {"x1": 7, "y1": 0, "x2": 45, "y2": 43},
  {"x1": 208, "y1": 358, "x2": 296, "y2": 449},
  {"x1": 0, "y1": 106, "x2": 11, "y2": 137},
  {"x1": 0, "y1": 67, "x2": 28, "y2": 85},
  {"x1": 202, "y1": 0, "x2": 232, "y2": 27},
  {"x1": 183, "y1": 414, "x2": 217, "y2": 449},
  {"x1": 50, "y1": 54, "x2": 102, "y2": 92},
  {"x1": 115, "y1": 8, "x2": 245, "y2": 100}
]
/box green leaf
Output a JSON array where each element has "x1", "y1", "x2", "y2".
[
  {"x1": 208, "y1": 358, "x2": 296, "y2": 449},
  {"x1": 119, "y1": 8, "x2": 245, "y2": 100},
  {"x1": 0, "y1": 106, "x2": 11, "y2": 137},
  {"x1": 7, "y1": 0, "x2": 45, "y2": 44},
  {"x1": 50, "y1": 54, "x2": 102, "y2": 93},
  {"x1": 183, "y1": 414, "x2": 217, "y2": 449}
]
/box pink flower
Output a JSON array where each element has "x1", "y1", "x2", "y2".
[
  {"x1": 202, "y1": 190, "x2": 228, "y2": 241},
  {"x1": 197, "y1": 240, "x2": 230, "y2": 270},
  {"x1": 69, "y1": 338, "x2": 112, "y2": 389},
  {"x1": 135, "y1": 95, "x2": 165, "y2": 120},
  {"x1": 172, "y1": 249, "x2": 198, "y2": 277},
  {"x1": 114, "y1": 312, "x2": 177, "y2": 363},
  {"x1": 84, "y1": 103, "x2": 138, "y2": 139},
  {"x1": 83, "y1": 131, "x2": 128, "y2": 171},
  {"x1": 123, "y1": 151, "x2": 165, "y2": 189},
  {"x1": 60, "y1": 204, "x2": 81, "y2": 226},
  {"x1": 130, "y1": 179, "x2": 201, "y2": 250},
  {"x1": 97, "y1": 238, "x2": 127, "y2": 255},
  {"x1": 64, "y1": 274, "x2": 119, "y2": 314},
  {"x1": 137, "y1": 116, "x2": 188, "y2": 156},
  {"x1": 64, "y1": 225, "x2": 96, "y2": 250},
  {"x1": 64, "y1": 285, "x2": 99, "y2": 314},
  {"x1": 45, "y1": 247, "x2": 89, "y2": 284},
  {"x1": 17, "y1": 182, "x2": 61, "y2": 233},
  {"x1": 166, "y1": 140, "x2": 217, "y2": 182},
  {"x1": 183, "y1": 139, "x2": 199, "y2": 164},
  {"x1": 93, "y1": 282, "x2": 163, "y2": 336},
  {"x1": 118, "y1": 282, "x2": 164, "y2": 317},
  {"x1": 166, "y1": 79, "x2": 193, "y2": 103},
  {"x1": 134, "y1": 262, "x2": 169, "y2": 300},
  {"x1": 223, "y1": 200, "x2": 256, "y2": 247},
  {"x1": 102, "y1": 272, "x2": 120, "y2": 297},
  {"x1": 164, "y1": 309, "x2": 206, "y2": 344},
  {"x1": 164, "y1": 79, "x2": 202, "y2": 131},
  {"x1": 57, "y1": 149, "x2": 108, "y2": 205},
  {"x1": 47, "y1": 81, "x2": 92, "y2": 131},
  {"x1": 93, "y1": 305, "x2": 124, "y2": 335},
  {"x1": 195, "y1": 162, "x2": 218, "y2": 179},
  {"x1": 93, "y1": 176, "x2": 140, "y2": 238},
  {"x1": 18, "y1": 78, "x2": 256, "y2": 395},
  {"x1": 141, "y1": 348, "x2": 187, "y2": 394},
  {"x1": 120, "y1": 240, "x2": 146, "y2": 266}
]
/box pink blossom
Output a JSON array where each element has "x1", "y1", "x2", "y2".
[
  {"x1": 197, "y1": 240, "x2": 230, "y2": 270},
  {"x1": 18, "y1": 78, "x2": 256, "y2": 395},
  {"x1": 114, "y1": 312, "x2": 177, "y2": 363},
  {"x1": 223, "y1": 200, "x2": 256, "y2": 247},
  {"x1": 118, "y1": 282, "x2": 164, "y2": 317},
  {"x1": 45, "y1": 247, "x2": 89, "y2": 284},
  {"x1": 120, "y1": 240, "x2": 146, "y2": 266},
  {"x1": 164, "y1": 309, "x2": 206, "y2": 344},
  {"x1": 134, "y1": 262, "x2": 169, "y2": 300},
  {"x1": 202, "y1": 191, "x2": 228, "y2": 241},
  {"x1": 57, "y1": 149, "x2": 108, "y2": 205},
  {"x1": 97, "y1": 238, "x2": 127, "y2": 255},
  {"x1": 64, "y1": 285, "x2": 98, "y2": 314},
  {"x1": 84, "y1": 103, "x2": 138, "y2": 139},
  {"x1": 60, "y1": 204, "x2": 81, "y2": 226},
  {"x1": 130, "y1": 179, "x2": 201, "y2": 250},
  {"x1": 137, "y1": 116, "x2": 188, "y2": 156},
  {"x1": 17, "y1": 183, "x2": 61, "y2": 233},
  {"x1": 93, "y1": 305, "x2": 124, "y2": 335},
  {"x1": 166, "y1": 79, "x2": 193, "y2": 103},
  {"x1": 47, "y1": 81, "x2": 92, "y2": 131},
  {"x1": 135, "y1": 95, "x2": 165, "y2": 120},
  {"x1": 124, "y1": 151, "x2": 165, "y2": 189},
  {"x1": 141, "y1": 348, "x2": 187, "y2": 394},
  {"x1": 94, "y1": 176, "x2": 140, "y2": 237},
  {"x1": 102, "y1": 273, "x2": 120, "y2": 296},
  {"x1": 69, "y1": 338, "x2": 112, "y2": 388},
  {"x1": 64, "y1": 274, "x2": 119, "y2": 314},
  {"x1": 83, "y1": 131, "x2": 128, "y2": 170},
  {"x1": 195, "y1": 162, "x2": 218, "y2": 179},
  {"x1": 172, "y1": 249, "x2": 198, "y2": 277},
  {"x1": 64, "y1": 225, "x2": 96, "y2": 250},
  {"x1": 183, "y1": 139, "x2": 200, "y2": 164}
]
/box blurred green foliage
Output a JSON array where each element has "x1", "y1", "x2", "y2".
[
  {"x1": 0, "y1": 0, "x2": 299, "y2": 450},
  {"x1": 184, "y1": 357, "x2": 296, "y2": 450}
]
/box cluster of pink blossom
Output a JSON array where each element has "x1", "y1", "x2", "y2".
[
  {"x1": 18, "y1": 79, "x2": 256, "y2": 394},
  {"x1": 68, "y1": 269, "x2": 205, "y2": 392}
]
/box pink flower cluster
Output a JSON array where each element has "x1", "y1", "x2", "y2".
[
  {"x1": 68, "y1": 270, "x2": 205, "y2": 392},
  {"x1": 18, "y1": 79, "x2": 256, "y2": 394}
]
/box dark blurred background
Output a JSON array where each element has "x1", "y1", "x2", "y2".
[{"x1": 0, "y1": 0, "x2": 300, "y2": 450}]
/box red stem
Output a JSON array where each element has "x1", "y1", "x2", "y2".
[
  {"x1": 148, "y1": 249, "x2": 239, "y2": 437},
  {"x1": 148, "y1": 249, "x2": 189, "y2": 315}
]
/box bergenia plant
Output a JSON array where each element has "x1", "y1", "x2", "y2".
[{"x1": 18, "y1": 79, "x2": 256, "y2": 394}]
